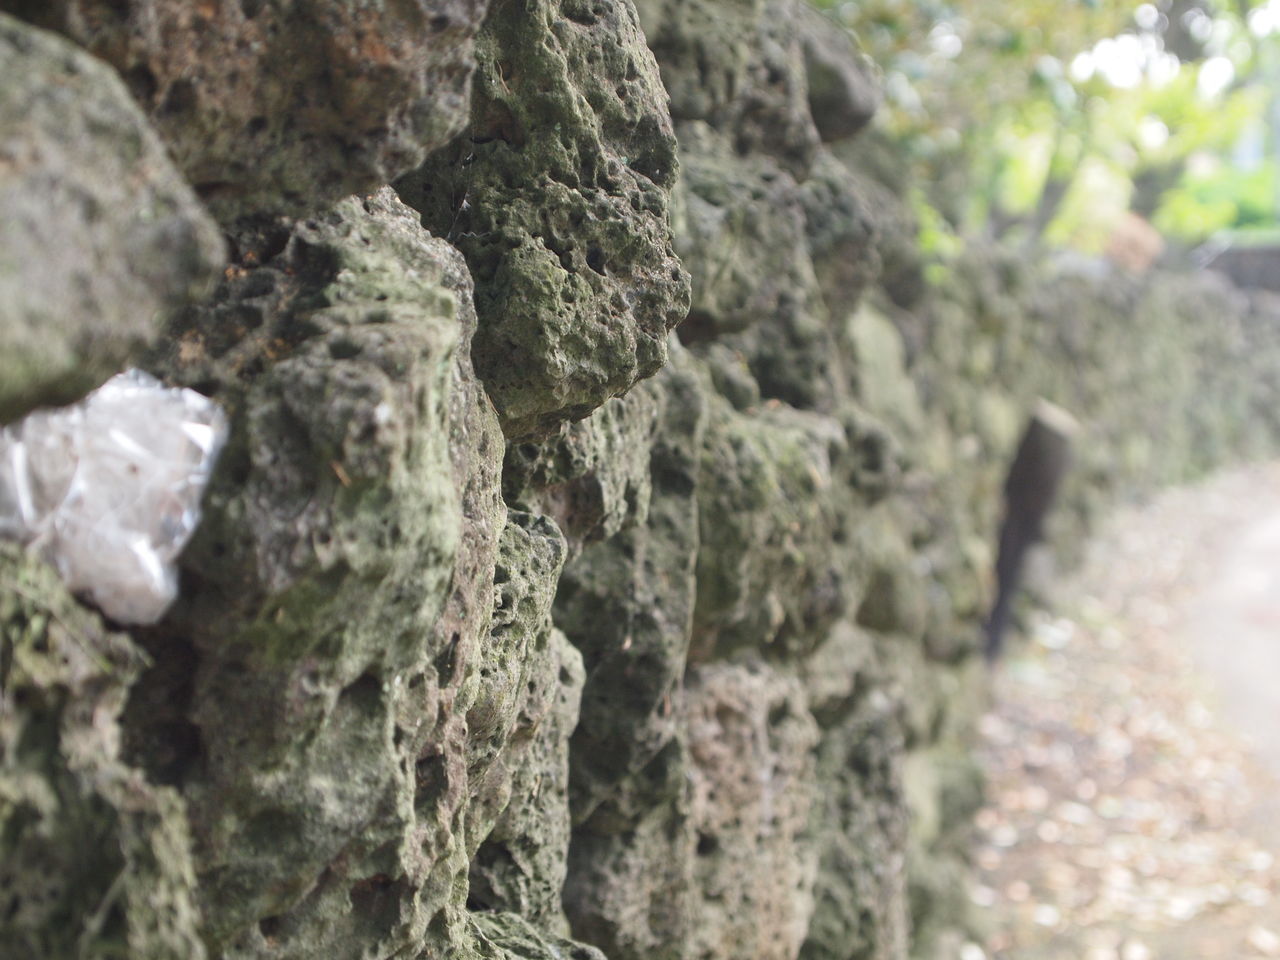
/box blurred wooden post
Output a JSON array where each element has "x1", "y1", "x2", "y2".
[{"x1": 985, "y1": 399, "x2": 1080, "y2": 662}]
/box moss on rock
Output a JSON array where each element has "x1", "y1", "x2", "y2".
[
  {"x1": 7, "y1": 0, "x2": 488, "y2": 220},
  {"x1": 398, "y1": 0, "x2": 690, "y2": 439},
  {"x1": 0, "y1": 13, "x2": 223, "y2": 424},
  {"x1": 0, "y1": 544, "x2": 205, "y2": 960},
  {"x1": 135, "y1": 189, "x2": 489, "y2": 956}
]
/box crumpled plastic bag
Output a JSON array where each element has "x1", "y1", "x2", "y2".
[{"x1": 0, "y1": 369, "x2": 228, "y2": 624}]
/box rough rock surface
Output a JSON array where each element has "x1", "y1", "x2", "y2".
[
  {"x1": 0, "y1": 13, "x2": 224, "y2": 424},
  {"x1": 691, "y1": 393, "x2": 848, "y2": 661},
  {"x1": 553, "y1": 347, "x2": 707, "y2": 820},
  {"x1": 2, "y1": 0, "x2": 488, "y2": 221},
  {"x1": 397, "y1": 0, "x2": 690, "y2": 439},
  {"x1": 0, "y1": 543, "x2": 206, "y2": 959},
  {"x1": 800, "y1": 623, "x2": 910, "y2": 960},
  {"x1": 135, "y1": 189, "x2": 480, "y2": 956},
  {"x1": 6, "y1": 2, "x2": 1280, "y2": 960},
  {"x1": 796, "y1": 4, "x2": 881, "y2": 142},
  {"x1": 683, "y1": 662, "x2": 821, "y2": 960},
  {"x1": 126, "y1": 185, "x2": 605, "y2": 959}
]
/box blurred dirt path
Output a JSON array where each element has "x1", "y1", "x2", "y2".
[
  {"x1": 1184, "y1": 507, "x2": 1280, "y2": 779},
  {"x1": 973, "y1": 462, "x2": 1280, "y2": 960}
]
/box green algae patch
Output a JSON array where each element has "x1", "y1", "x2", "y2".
[
  {"x1": 0, "y1": 543, "x2": 206, "y2": 960},
  {"x1": 139, "y1": 190, "x2": 483, "y2": 956},
  {"x1": 398, "y1": 0, "x2": 690, "y2": 439}
]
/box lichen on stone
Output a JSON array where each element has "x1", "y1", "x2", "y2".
[
  {"x1": 397, "y1": 0, "x2": 691, "y2": 439},
  {"x1": 0, "y1": 12, "x2": 223, "y2": 424},
  {"x1": 691, "y1": 391, "x2": 850, "y2": 662},
  {"x1": 555, "y1": 344, "x2": 708, "y2": 819},
  {"x1": 136, "y1": 188, "x2": 484, "y2": 956},
  {"x1": 8, "y1": 1, "x2": 1280, "y2": 957},
  {"x1": 0, "y1": 543, "x2": 206, "y2": 960},
  {"x1": 6, "y1": 0, "x2": 489, "y2": 220}
]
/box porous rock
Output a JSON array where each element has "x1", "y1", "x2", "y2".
[
  {"x1": 632, "y1": 0, "x2": 765, "y2": 122},
  {"x1": 397, "y1": 0, "x2": 691, "y2": 439},
  {"x1": 468, "y1": 628, "x2": 584, "y2": 930},
  {"x1": 561, "y1": 646, "x2": 825, "y2": 960},
  {"x1": 502, "y1": 379, "x2": 662, "y2": 551},
  {"x1": 691, "y1": 391, "x2": 850, "y2": 662},
  {"x1": 639, "y1": 0, "x2": 820, "y2": 174},
  {"x1": 672, "y1": 128, "x2": 855, "y2": 412},
  {"x1": 563, "y1": 735, "x2": 698, "y2": 959},
  {"x1": 801, "y1": 152, "x2": 882, "y2": 315},
  {"x1": 543, "y1": 10, "x2": 914, "y2": 956},
  {"x1": 800, "y1": 624, "x2": 910, "y2": 960},
  {"x1": 3, "y1": 0, "x2": 488, "y2": 220},
  {"x1": 135, "y1": 188, "x2": 495, "y2": 956},
  {"x1": 674, "y1": 146, "x2": 851, "y2": 415},
  {"x1": 555, "y1": 344, "x2": 708, "y2": 820},
  {"x1": 728, "y1": 0, "x2": 823, "y2": 177},
  {"x1": 468, "y1": 911, "x2": 606, "y2": 960},
  {"x1": 0, "y1": 13, "x2": 223, "y2": 424},
  {"x1": 796, "y1": 4, "x2": 881, "y2": 142},
  {"x1": 0, "y1": 543, "x2": 206, "y2": 960},
  {"x1": 829, "y1": 136, "x2": 925, "y2": 311},
  {"x1": 14, "y1": 0, "x2": 1280, "y2": 957},
  {"x1": 462, "y1": 510, "x2": 567, "y2": 862},
  {"x1": 684, "y1": 662, "x2": 821, "y2": 960},
  {"x1": 673, "y1": 123, "x2": 815, "y2": 343}
]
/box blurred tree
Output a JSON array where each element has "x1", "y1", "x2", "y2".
[{"x1": 811, "y1": 0, "x2": 1280, "y2": 248}]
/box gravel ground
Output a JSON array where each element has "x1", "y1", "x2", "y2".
[{"x1": 973, "y1": 462, "x2": 1280, "y2": 960}]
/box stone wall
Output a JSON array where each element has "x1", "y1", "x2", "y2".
[{"x1": 3, "y1": 3, "x2": 1280, "y2": 960}]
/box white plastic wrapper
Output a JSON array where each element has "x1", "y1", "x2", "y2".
[{"x1": 0, "y1": 370, "x2": 228, "y2": 624}]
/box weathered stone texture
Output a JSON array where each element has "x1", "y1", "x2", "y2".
[
  {"x1": 135, "y1": 190, "x2": 479, "y2": 957},
  {"x1": 0, "y1": 13, "x2": 224, "y2": 424},
  {"x1": 541, "y1": 4, "x2": 919, "y2": 958},
  {"x1": 463, "y1": 511, "x2": 569, "y2": 888},
  {"x1": 502, "y1": 380, "x2": 662, "y2": 550},
  {"x1": 113, "y1": 185, "x2": 603, "y2": 960},
  {"x1": 800, "y1": 623, "x2": 910, "y2": 960},
  {"x1": 796, "y1": 4, "x2": 881, "y2": 143},
  {"x1": 7, "y1": 1, "x2": 1280, "y2": 959},
  {"x1": 397, "y1": 0, "x2": 691, "y2": 439},
  {"x1": 1, "y1": 0, "x2": 487, "y2": 221},
  {"x1": 563, "y1": 735, "x2": 697, "y2": 958},
  {"x1": 469, "y1": 910, "x2": 607, "y2": 960},
  {"x1": 468, "y1": 627, "x2": 585, "y2": 930},
  {"x1": 684, "y1": 662, "x2": 820, "y2": 960},
  {"x1": 691, "y1": 394, "x2": 848, "y2": 661},
  {"x1": 554, "y1": 347, "x2": 707, "y2": 820},
  {"x1": 0, "y1": 544, "x2": 206, "y2": 960}
]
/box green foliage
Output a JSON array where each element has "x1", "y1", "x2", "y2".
[
  {"x1": 811, "y1": 0, "x2": 1280, "y2": 243},
  {"x1": 1037, "y1": 65, "x2": 1264, "y2": 242},
  {"x1": 1156, "y1": 163, "x2": 1278, "y2": 237},
  {"x1": 911, "y1": 185, "x2": 964, "y2": 259},
  {"x1": 813, "y1": 0, "x2": 1131, "y2": 152}
]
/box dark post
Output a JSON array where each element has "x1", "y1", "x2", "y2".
[{"x1": 985, "y1": 399, "x2": 1079, "y2": 661}]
